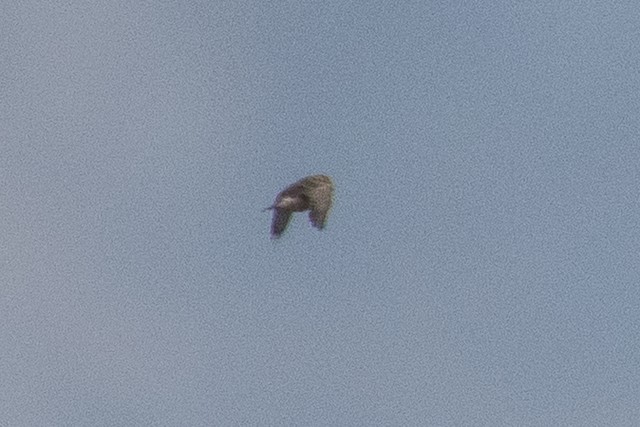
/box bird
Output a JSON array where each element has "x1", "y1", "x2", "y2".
[{"x1": 264, "y1": 175, "x2": 334, "y2": 238}]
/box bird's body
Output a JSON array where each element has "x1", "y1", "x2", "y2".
[{"x1": 265, "y1": 175, "x2": 334, "y2": 238}]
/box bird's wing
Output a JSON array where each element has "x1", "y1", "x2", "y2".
[
  {"x1": 271, "y1": 208, "x2": 293, "y2": 238},
  {"x1": 308, "y1": 178, "x2": 333, "y2": 230}
]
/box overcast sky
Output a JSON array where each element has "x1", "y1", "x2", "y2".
[{"x1": 3, "y1": 1, "x2": 640, "y2": 425}]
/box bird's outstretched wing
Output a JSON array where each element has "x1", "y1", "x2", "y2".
[
  {"x1": 271, "y1": 208, "x2": 293, "y2": 238},
  {"x1": 306, "y1": 176, "x2": 334, "y2": 230}
]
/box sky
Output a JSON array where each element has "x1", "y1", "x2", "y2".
[{"x1": 2, "y1": 1, "x2": 640, "y2": 425}]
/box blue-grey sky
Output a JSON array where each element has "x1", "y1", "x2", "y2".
[{"x1": 3, "y1": 1, "x2": 640, "y2": 425}]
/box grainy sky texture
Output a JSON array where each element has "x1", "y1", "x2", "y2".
[{"x1": 3, "y1": 1, "x2": 640, "y2": 425}]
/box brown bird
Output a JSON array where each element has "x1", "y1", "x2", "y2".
[{"x1": 264, "y1": 175, "x2": 334, "y2": 238}]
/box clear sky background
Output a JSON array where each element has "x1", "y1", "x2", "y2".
[{"x1": 2, "y1": 1, "x2": 640, "y2": 425}]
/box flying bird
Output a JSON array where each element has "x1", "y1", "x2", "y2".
[{"x1": 264, "y1": 175, "x2": 334, "y2": 238}]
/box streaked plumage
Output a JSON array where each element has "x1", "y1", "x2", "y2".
[{"x1": 264, "y1": 175, "x2": 334, "y2": 238}]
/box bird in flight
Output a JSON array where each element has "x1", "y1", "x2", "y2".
[{"x1": 264, "y1": 175, "x2": 334, "y2": 238}]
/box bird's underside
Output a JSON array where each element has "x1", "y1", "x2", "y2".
[{"x1": 265, "y1": 175, "x2": 334, "y2": 238}]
